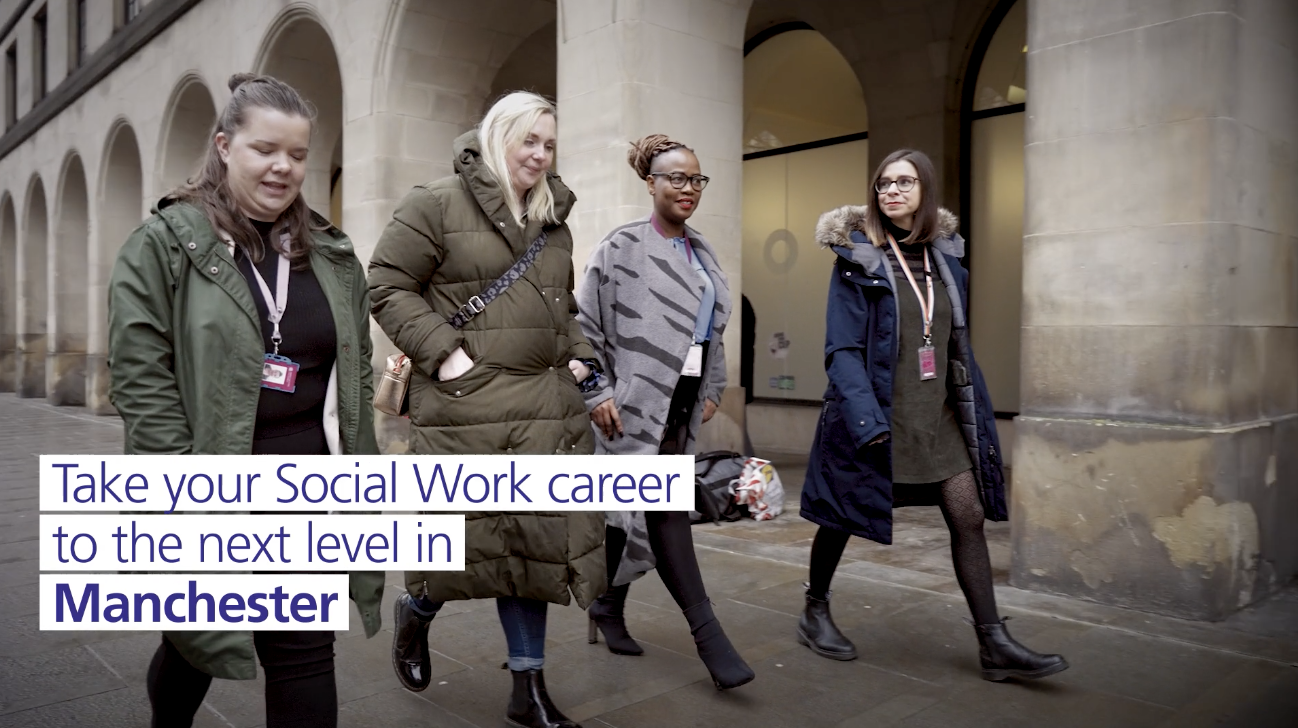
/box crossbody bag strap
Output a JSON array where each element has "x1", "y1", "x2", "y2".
[{"x1": 448, "y1": 231, "x2": 549, "y2": 330}]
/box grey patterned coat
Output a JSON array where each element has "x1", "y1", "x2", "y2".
[{"x1": 576, "y1": 216, "x2": 731, "y2": 584}]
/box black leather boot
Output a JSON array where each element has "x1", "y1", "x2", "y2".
[
  {"x1": 683, "y1": 600, "x2": 755, "y2": 691},
  {"x1": 974, "y1": 619, "x2": 1069, "y2": 681},
  {"x1": 796, "y1": 590, "x2": 857, "y2": 661},
  {"x1": 587, "y1": 583, "x2": 644, "y2": 656},
  {"x1": 391, "y1": 592, "x2": 435, "y2": 691},
  {"x1": 506, "y1": 669, "x2": 581, "y2": 728}
]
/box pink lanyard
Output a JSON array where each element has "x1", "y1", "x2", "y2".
[{"x1": 886, "y1": 234, "x2": 934, "y2": 346}]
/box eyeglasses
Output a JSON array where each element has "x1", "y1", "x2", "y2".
[
  {"x1": 649, "y1": 172, "x2": 710, "y2": 191},
  {"x1": 875, "y1": 176, "x2": 918, "y2": 194}
]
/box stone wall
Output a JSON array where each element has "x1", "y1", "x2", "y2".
[{"x1": 1013, "y1": 0, "x2": 1298, "y2": 620}]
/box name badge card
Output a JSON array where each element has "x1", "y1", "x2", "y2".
[
  {"x1": 918, "y1": 345, "x2": 937, "y2": 380},
  {"x1": 262, "y1": 354, "x2": 300, "y2": 393},
  {"x1": 682, "y1": 344, "x2": 704, "y2": 377}
]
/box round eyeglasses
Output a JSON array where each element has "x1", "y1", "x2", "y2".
[
  {"x1": 875, "y1": 176, "x2": 918, "y2": 194},
  {"x1": 649, "y1": 172, "x2": 710, "y2": 191}
]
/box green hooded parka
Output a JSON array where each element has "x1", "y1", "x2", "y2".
[{"x1": 107, "y1": 198, "x2": 383, "y2": 680}]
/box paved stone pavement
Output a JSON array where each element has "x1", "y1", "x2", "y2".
[{"x1": 1, "y1": 393, "x2": 1295, "y2": 727}]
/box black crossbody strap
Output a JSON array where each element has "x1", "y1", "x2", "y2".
[{"x1": 449, "y1": 231, "x2": 549, "y2": 330}]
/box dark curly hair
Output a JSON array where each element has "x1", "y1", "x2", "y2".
[{"x1": 626, "y1": 134, "x2": 693, "y2": 179}]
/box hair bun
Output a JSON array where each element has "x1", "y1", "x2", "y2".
[
  {"x1": 228, "y1": 73, "x2": 258, "y2": 93},
  {"x1": 627, "y1": 134, "x2": 688, "y2": 179}
]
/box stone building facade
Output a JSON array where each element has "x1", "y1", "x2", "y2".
[{"x1": 0, "y1": 0, "x2": 1293, "y2": 620}]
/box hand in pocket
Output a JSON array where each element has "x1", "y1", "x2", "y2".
[{"x1": 438, "y1": 346, "x2": 474, "y2": 382}]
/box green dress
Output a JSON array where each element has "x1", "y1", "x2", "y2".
[{"x1": 887, "y1": 241, "x2": 971, "y2": 488}]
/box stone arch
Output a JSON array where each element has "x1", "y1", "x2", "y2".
[
  {"x1": 487, "y1": 20, "x2": 557, "y2": 111},
  {"x1": 961, "y1": 0, "x2": 1026, "y2": 414},
  {"x1": 739, "y1": 22, "x2": 870, "y2": 408},
  {"x1": 50, "y1": 152, "x2": 90, "y2": 405},
  {"x1": 158, "y1": 73, "x2": 218, "y2": 194},
  {"x1": 0, "y1": 193, "x2": 16, "y2": 391},
  {"x1": 88, "y1": 120, "x2": 144, "y2": 414},
  {"x1": 17, "y1": 175, "x2": 49, "y2": 398},
  {"x1": 254, "y1": 8, "x2": 344, "y2": 217},
  {"x1": 369, "y1": 0, "x2": 556, "y2": 190}
]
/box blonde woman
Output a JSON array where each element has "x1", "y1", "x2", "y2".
[{"x1": 367, "y1": 92, "x2": 601, "y2": 728}]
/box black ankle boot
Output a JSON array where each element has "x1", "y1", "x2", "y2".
[
  {"x1": 797, "y1": 590, "x2": 857, "y2": 661},
  {"x1": 683, "y1": 600, "x2": 755, "y2": 691},
  {"x1": 974, "y1": 619, "x2": 1069, "y2": 681},
  {"x1": 588, "y1": 584, "x2": 644, "y2": 656},
  {"x1": 506, "y1": 669, "x2": 581, "y2": 728},
  {"x1": 391, "y1": 592, "x2": 434, "y2": 691}
]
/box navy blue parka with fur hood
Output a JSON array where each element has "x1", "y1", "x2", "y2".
[{"x1": 799, "y1": 204, "x2": 1007, "y2": 545}]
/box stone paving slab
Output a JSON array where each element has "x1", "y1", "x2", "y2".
[{"x1": 0, "y1": 394, "x2": 1294, "y2": 727}]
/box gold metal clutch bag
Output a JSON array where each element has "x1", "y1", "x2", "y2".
[{"x1": 374, "y1": 354, "x2": 411, "y2": 417}]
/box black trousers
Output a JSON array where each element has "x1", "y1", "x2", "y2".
[
  {"x1": 605, "y1": 347, "x2": 712, "y2": 610},
  {"x1": 146, "y1": 631, "x2": 336, "y2": 728}
]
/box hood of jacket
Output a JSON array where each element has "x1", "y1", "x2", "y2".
[
  {"x1": 452, "y1": 130, "x2": 576, "y2": 226},
  {"x1": 815, "y1": 203, "x2": 964, "y2": 259}
]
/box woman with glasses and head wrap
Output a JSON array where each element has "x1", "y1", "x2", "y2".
[{"x1": 575, "y1": 134, "x2": 754, "y2": 692}]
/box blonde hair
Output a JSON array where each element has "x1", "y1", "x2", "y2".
[{"x1": 478, "y1": 92, "x2": 558, "y2": 225}]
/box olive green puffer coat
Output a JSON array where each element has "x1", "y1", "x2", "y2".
[{"x1": 368, "y1": 131, "x2": 604, "y2": 608}]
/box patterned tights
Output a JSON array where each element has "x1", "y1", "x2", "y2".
[{"x1": 807, "y1": 469, "x2": 1000, "y2": 625}]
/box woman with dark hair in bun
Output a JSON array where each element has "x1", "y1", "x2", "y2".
[
  {"x1": 108, "y1": 73, "x2": 382, "y2": 727},
  {"x1": 575, "y1": 134, "x2": 754, "y2": 691}
]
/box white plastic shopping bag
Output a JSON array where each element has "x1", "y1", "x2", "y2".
[{"x1": 734, "y1": 457, "x2": 785, "y2": 521}]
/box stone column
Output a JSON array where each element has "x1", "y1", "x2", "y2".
[
  {"x1": 1012, "y1": 1, "x2": 1298, "y2": 620},
  {"x1": 556, "y1": 0, "x2": 751, "y2": 451}
]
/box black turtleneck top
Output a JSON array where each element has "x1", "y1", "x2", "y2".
[{"x1": 235, "y1": 219, "x2": 337, "y2": 455}]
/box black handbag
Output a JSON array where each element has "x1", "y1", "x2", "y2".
[{"x1": 691, "y1": 451, "x2": 749, "y2": 524}]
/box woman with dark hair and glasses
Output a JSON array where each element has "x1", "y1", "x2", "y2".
[
  {"x1": 797, "y1": 148, "x2": 1069, "y2": 681},
  {"x1": 575, "y1": 134, "x2": 754, "y2": 691}
]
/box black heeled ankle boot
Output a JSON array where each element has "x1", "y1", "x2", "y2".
[
  {"x1": 587, "y1": 584, "x2": 644, "y2": 656},
  {"x1": 683, "y1": 600, "x2": 755, "y2": 691},
  {"x1": 796, "y1": 590, "x2": 857, "y2": 661},
  {"x1": 974, "y1": 619, "x2": 1069, "y2": 681},
  {"x1": 506, "y1": 669, "x2": 581, "y2": 728},
  {"x1": 391, "y1": 592, "x2": 435, "y2": 691}
]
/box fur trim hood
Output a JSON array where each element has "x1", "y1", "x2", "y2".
[{"x1": 816, "y1": 204, "x2": 961, "y2": 252}]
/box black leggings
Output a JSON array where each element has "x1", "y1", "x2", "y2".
[
  {"x1": 808, "y1": 470, "x2": 1000, "y2": 625},
  {"x1": 606, "y1": 513, "x2": 710, "y2": 611},
  {"x1": 146, "y1": 631, "x2": 337, "y2": 728}
]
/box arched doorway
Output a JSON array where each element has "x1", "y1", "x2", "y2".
[
  {"x1": 158, "y1": 75, "x2": 217, "y2": 193},
  {"x1": 50, "y1": 153, "x2": 90, "y2": 405},
  {"x1": 89, "y1": 122, "x2": 144, "y2": 414},
  {"x1": 0, "y1": 194, "x2": 16, "y2": 391},
  {"x1": 742, "y1": 27, "x2": 868, "y2": 420},
  {"x1": 964, "y1": 0, "x2": 1026, "y2": 415},
  {"x1": 17, "y1": 176, "x2": 49, "y2": 398},
  {"x1": 488, "y1": 20, "x2": 557, "y2": 108},
  {"x1": 256, "y1": 12, "x2": 343, "y2": 219}
]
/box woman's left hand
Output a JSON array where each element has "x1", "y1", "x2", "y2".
[
  {"x1": 568, "y1": 360, "x2": 591, "y2": 383},
  {"x1": 702, "y1": 399, "x2": 718, "y2": 422}
]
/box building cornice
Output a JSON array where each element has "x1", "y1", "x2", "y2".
[{"x1": 0, "y1": 0, "x2": 204, "y2": 162}]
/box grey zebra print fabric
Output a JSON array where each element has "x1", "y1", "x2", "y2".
[{"x1": 577, "y1": 216, "x2": 732, "y2": 585}]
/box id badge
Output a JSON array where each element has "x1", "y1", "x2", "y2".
[
  {"x1": 918, "y1": 346, "x2": 937, "y2": 380},
  {"x1": 261, "y1": 353, "x2": 300, "y2": 392},
  {"x1": 682, "y1": 343, "x2": 704, "y2": 377}
]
